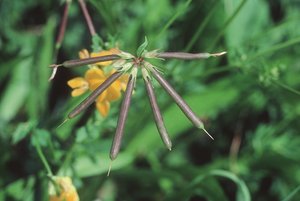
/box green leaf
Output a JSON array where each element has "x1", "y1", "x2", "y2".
[
  {"x1": 224, "y1": 0, "x2": 269, "y2": 48},
  {"x1": 136, "y1": 36, "x2": 148, "y2": 57},
  {"x1": 31, "y1": 129, "x2": 51, "y2": 147},
  {"x1": 5, "y1": 177, "x2": 35, "y2": 201},
  {"x1": 27, "y1": 16, "x2": 55, "y2": 119},
  {"x1": 73, "y1": 152, "x2": 134, "y2": 177},
  {"x1": 0, "y1": 58, "x2": 31, "y2": 123},
  {"x1": 91, "y1": 34, "x2": 104, "y2": 52},
  {"x1": 12, "y1": 120, "x2": 37, "y2": 144},
  {"x1": 210, "y1": 170, "x2": 251, "y2": 201}
]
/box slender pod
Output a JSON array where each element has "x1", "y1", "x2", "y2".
[
  {"x1": 110, "y1": 71, "x2": 136, "y2": 160},
  {"x1": 61, "y1": 55, "x2": 120, "y2": 68},
  {"x1": 143, "y1": 71, "x2": 172, "y2": 150},
  {"x1": 150, "y1": 68, "x2": 214, "y2": 140},
  {"x1": 68, "y1": 71, "x2": 123, "y2": 119},
  {"x1": 157, "y1": 51, "x2": 226, "y2": 60}
]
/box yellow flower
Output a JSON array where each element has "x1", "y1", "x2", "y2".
[
  {"x1": 49, "y1": 177, "x2": 79, "y2": 201},
  {"x1": 84, "y1": 68, "x2": 127, "y2": 117},
  {"x1": 67, "y1": 47, "x2": 128, "y2": 117},
  {"x1": 67, "y1": 77, "x2": 88, "y2": 97},
  {"x1": 78, "y1": 48, "x2": 120, "y2": 66},
  {"x1": 78, "y1": 49, "x2": 90, "y2": 59},
  {"x1": 90, "y1": 48, "x2": 120, "y2": 66}
]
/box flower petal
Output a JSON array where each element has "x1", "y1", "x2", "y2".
[
  {"x1": 107, "y1": 83, "x2": 122, "y2": 101},
  {"x1": 85, "y1": 68, "x2": 105, "y2": 80},
  {"x1": 67, "y1": 77, "x2": 87, "y2": 89},
  {"x1": 49, "y1": 177, "x2": 79, "y2": 201},
  {"x1": 88, "y1": 80, "x2": 101, "y2": 91},
  {"x1": 96, "y1": 100, "x2": 110, "y2": 117},
  {"x1": 119, "y1": 74, "x2": 129, "y2": 91},
  {"x1": 71, "y1": 88, "x2": 87, "y2": 97},
  {"x1": 78, "y1": 49, "x2": 90, "y2": 59},
  {"x1": 97, "y1": 90, "x2": 108, "y2": 102},
  {"x1": 85, "y1": 68, "x2": 106, "y2": 90}
]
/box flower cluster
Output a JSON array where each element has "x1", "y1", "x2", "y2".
[
  {"x1": 67, "y1": 49, "x2": 128, "y2": 117},
  {"x1": 52, "y1": 39, "x2": 226, "y2": 162},
  {"x1": 49, "y1": 176, "x2": 79, "y2": 201}
]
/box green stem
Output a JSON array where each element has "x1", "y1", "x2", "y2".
[
  {"x1": 282, "y1": 185, "x2": 300, "y2": 201},
  {"x1": 246, "y1": 36, "x2": 300, "y2": 62},
  {"x1": 59, "y1": 144, "x2": 75, "y2": 175},
  {"x1": 273, "y1": 80, "x2": 300, "y2": 96},
  {"x1": 156, "y1": 0, "x2": 192, "y2": 41},
  {"x1": 184, "y1": 1, "x2": 219, "y2": 52},
  {"x1": 78, "y1": 0, "x2": 96, "y2": 36},
  {"x1": 200, "y1": 65, "x2": 238, "y2": 77},
  {"x1": 209, "y1": 0, "x2": 247, "y2": 51},
  {"x1": 35, "y1": 141, "x2": 54, "y2": 176}
]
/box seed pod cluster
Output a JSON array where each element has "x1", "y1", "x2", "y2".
[{"x1": 53, "y1": 50, "x2": 225, "y2": 168}]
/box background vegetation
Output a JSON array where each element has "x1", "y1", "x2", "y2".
[{"x1": 1, "y1": 0, "x2": 300, "y2": 200}]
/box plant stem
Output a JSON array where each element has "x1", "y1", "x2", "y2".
[
  {"x1": 184, "y1": 1, "x2": 219, "y2": 52},
  {"x1": 78, "y1": 0, "x2": 96, "y2": 36},
  {"x1": 34, "y1": 140, "x2": 54, "y2": 176},
  {"x1": 209, "y1": 0, "x2": 247, "y2": 50},
  {"x1": 246, "y1": 36, "x2": 300, "y2": 62},
  {"x1": 49, "y1": 0, "x2": 72, "y2": 81},
  {"x1": 156, "y1": 0, "x2": 192, "y2": 41},
  {"x1": 273, "y1": 80, "x2": 300, "y2": 96}
]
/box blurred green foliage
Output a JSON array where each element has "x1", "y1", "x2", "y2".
[{"x1": 1, "y1": 0, "x2": 300, "y2": 200}]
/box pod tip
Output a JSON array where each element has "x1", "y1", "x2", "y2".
[
  {"x1": 199, "y1": 124, "x2": 214, "y2": 140},
  {"x1": 56, "y1": 118, "x2": 69, "y2": 129},
  {"x1": 107, "y1": 160, "x2": 113, "y2": 177}
]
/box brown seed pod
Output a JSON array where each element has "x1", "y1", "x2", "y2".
[
  {"x1": 150, "y1": 68, "x2": 214, "y2": 140},
  {"x1": 143, "y1": 75, "x2": 172, "y2": 150},
  {"x1": 61, "y1": 55, "x2": 120, "y2": 68},
  {"x1": 68, "y1": 71, "x2": 123, "y2": 119},
  {"x1": 110, "y1": 74, "x2": 135, "y2": 160}
]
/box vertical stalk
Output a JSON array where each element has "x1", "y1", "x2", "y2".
[
  {"x1": 78, "y1": 0, "x2": 96, "y2": 36},
  {"x1": 49, "y1": 0, "x2": 72, "y2": 81},
  {"x1": 34, "y1": 138, "x2": 54, "y2": 176},
  {"x1": 208, "y1": 0, "x2": 247, "y2": 50}
]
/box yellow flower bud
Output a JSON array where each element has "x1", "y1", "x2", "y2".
[{"x1": 49, "y1": 177, "x2": 79, "y2": 201}]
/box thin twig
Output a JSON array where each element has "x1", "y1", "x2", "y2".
[
  {"x1": 78, "y1": 0, "x2": 96, "y2": 36},
  {"x1": 55, "y1": 0, "x2": 71, "y2": 53},
  {"x1": 49, "y1": 0, "x2": 71, "y2": 81},
  {"x1": 34, "y1": 139, "x2": 54, "y2": 176}
]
